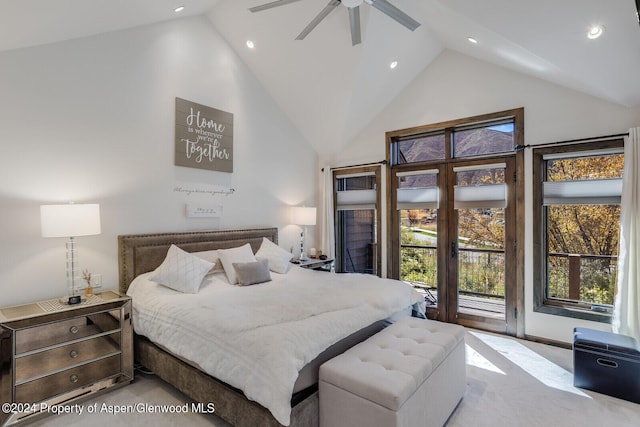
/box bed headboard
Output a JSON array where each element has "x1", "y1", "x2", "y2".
[{"x1": 118, "y1": 227, "x2": 278, "y2": 294}]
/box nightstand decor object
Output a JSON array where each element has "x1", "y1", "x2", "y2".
[
  {"x1": 40, "y1": 203, "x2": 101, "y2": 305},
  {"x1": 297, "y1": 257, "x2": 334, "y2": 272},
  {"x1": 291, "y1": 206, "x2": 316, "y2": 261}
]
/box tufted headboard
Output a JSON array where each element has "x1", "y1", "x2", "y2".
[{"x1": 117, "y1": 227, "x2": 278, "y2": 294}]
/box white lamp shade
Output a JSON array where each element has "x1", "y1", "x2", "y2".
[
  {"x1": 291, "y1": 206, "x2": 317, "y2": 226},
  {"x1": 41, "y1": 204, "x2": 101, "y2": 238}
]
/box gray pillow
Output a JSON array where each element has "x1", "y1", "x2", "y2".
[{"x1": 233, "y1": 259, "x2": 272, "y2": 286}]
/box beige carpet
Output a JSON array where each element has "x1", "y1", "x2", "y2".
[
  {"x1": 26, "y1": 330, "x2": 640, "y2": 426},
  {"x1": 449, "y1": 330, "x2": 640, "y2": 427}
]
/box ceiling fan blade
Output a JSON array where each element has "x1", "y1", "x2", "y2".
[
  {"x1": 296, "y1": 0, "x2": 341, "y2": 40},
  {"x1": 348, "y1": 6, "x2": 362, "y2": 46},
  {"x1": 367, "y1": 0, "x2": 421, "y2": 31},
  {"x1": 249, "y1": 0, "x2": 305, "y2": 13}
]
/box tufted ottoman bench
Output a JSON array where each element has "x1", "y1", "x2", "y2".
[{"x1": 319, "y1": 317, "x2": 465, "y2": 427}]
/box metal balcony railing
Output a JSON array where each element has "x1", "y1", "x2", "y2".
[
  {"x1": 401, "y1": 244, "x2": 505, "y2": 299},
  {"x1": 400, "y1": 244, "x2": 617, "y2": 307},
  {"x1": 547, "y1": 252, "x2": 617, "y2": 305}
]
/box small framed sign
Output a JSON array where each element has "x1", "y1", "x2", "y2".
[{"x1": 175, "y1": 97, "x2": 233, "y2": 173}]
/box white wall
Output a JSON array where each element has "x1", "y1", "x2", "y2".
[
  {"x1": 0, "y1": 16, "x2": 317, "y2": 307},
  {"x1": 332, "y1": 49, "x2": 640, "y2": 343}
]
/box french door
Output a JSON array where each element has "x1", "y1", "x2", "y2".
[{"x1": 391, "y1": 156, "x2": 519, "y2": 335}]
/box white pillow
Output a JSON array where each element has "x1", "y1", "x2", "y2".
[
  {"x1": 255, "y1": 237, "x2": 292, "y2": 274},
  {"x1": 193, "y1": 249, "x2": 223, "y2": 274},
  {"x1": 217, "y1": 243, "x2": 257, "y2": 284},
  {"x1": 149, "y1": 245, "x2": 214, "y2": 293}
]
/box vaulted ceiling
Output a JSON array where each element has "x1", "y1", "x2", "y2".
[{"x1": 2, "y1": 0, "x2": 639, "y2": 155}]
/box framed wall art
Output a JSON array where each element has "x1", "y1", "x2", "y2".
[{"x1": 175, "y1": 97, "x2": 233, "y2": 173}]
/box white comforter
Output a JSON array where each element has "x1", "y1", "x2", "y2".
[{"x1": 127, "y1": 266, "x2": 424, "y2": 425}]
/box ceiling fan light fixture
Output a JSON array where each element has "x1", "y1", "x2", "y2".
[
  {"x1": 246, "y1": 40, "x2": 255, "y2": 49},
  {"x1": 587, "y1": 25, "x2": 604, "y2": 39},
  {"x1": 390, "y1": 60, "x2": 398, "y2": 69},
  {"x1": 250, "y1": 0, "x2": 420, "y2": 46}
]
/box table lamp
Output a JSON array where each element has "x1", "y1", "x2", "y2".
[
  {"x1": 40, "y1": 203, "x2": 101, "y2": 304},
  {"x1": 291, "y1": 206, "x2": 316, "y2": 261}
]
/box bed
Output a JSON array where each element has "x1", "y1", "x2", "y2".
[{"x1": 118, "y1": 228, "x2": 424, "y2": 427}]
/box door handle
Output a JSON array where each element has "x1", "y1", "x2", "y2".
[{"x1": 451, "y1": 242, "x2": 457, "y2": 258}]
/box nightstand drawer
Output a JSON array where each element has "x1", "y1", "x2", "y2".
[
  {"x1": 15, "y1": 333, "x2": 121, "y2": 383},
  {"x1": 15, "y1": 311, "x2": 120, "y2": 354},
  {"x1": 15, "y1": 354, "x2": 121, "y2": 403}
]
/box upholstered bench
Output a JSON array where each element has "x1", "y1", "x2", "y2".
[{"x1": 319, "y1": 317, "x2": 466, "y2": 427}]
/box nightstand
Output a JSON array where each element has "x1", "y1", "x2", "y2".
[
  {"x1": 0, "y1": 291, "x2": 133, "y2": 425},
  {"x1": 297, "y1": 258, "x2": 334, "y2": 272}
]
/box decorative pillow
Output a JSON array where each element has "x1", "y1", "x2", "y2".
[
  {"x1": 233, "y1": 259, "x2": 272, "y2": 286},
  {"x1": 149, "y1": 245, "x2": 214, "y2": 293},
  {"x1": 255, "y1": 237, "x2": 293, "y2": 274},
  {"x1": 217, "y1": 243, "x2": 257, "y2": 284},
  {"x1": 193, "y1": 249, "x2": 224, "y2": 274}
]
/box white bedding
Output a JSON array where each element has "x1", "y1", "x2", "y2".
[{"x1": 127, "y1": 266, "x2": 424, "y2": 426}]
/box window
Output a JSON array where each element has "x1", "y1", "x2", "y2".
[
  {"x1": 395, "y1": 133, "x2": 445, "y2": 164},
  {"x1": 533, "y1": 140, "x2": 624, "y2": 321},
  {"x1": 453, "y1": 120, "x2": 515, "y2": 158},
  {"x1": 334, "y1": 167, "x2": 381, "y2": 275},
  {"x1": 389, "y1": 112, "x2": 518, "y2": 166}
]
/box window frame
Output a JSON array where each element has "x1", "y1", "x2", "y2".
[
  {"x1": 532, "y1": 138, "x2": 624, "y2": 322},
  {"x1": 388, "y1": 108, "x2": 523, "y2": 166},
  {"x1": 333, "y1": 166, "x2": 382, "y2": 276}
]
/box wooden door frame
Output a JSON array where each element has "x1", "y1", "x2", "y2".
[
  {"x1": 445, "y1": 155, "x2": 521, "y2": 335},
  {"x1": 388, "y1": 152, "x2": 523, "y2": 336}
]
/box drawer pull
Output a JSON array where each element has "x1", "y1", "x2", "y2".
[
  {"x1": 69, "y1": 374, "x2": 79, "y2": 383},
  {"x1": 69, "y1": 350, "x2": 79, "y2": 358},
  {"x1": 596, "y1": 358, "x2": 618, "y2": 368},
  {"x1": 69, "y1": 326, "x2": 79, "y2": 334}
]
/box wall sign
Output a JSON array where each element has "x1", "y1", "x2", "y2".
[{"x1": 175, "y1": 97, "x2": 233, "y2": 173}]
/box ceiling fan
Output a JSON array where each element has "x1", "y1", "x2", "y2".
[{"x1": 249, "y1": 0, "x2": 421, "y2": 46}]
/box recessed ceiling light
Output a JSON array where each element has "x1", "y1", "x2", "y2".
[
  {"x1": 174, "y1": 6, "x2": 185, "y2": 13},
  {"x1": 390, "y1": 60, "x2": 398, "y2": 69},
  {"x1": 246, "y1": 40, "x2": 255, "y2": 49},
  {"x1": 587, "y1": 25, "x2": 604, "y2": 39},
  {"x1": 467, "y1": 37, "x2": 478, "y2": 44}
]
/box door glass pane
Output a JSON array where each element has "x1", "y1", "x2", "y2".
[
  {"x1": 457, "y1": 208, "x2": 506, "y2": 318},
  {"x1": 399, "y1": 208, "x2": 438, "y2": 305},
  {"x1": 456, "y1": 166, "x2": 506, "y2": 319},
  {"x1": 456, "y1": 166, "x2": 505, "y2": 185}
]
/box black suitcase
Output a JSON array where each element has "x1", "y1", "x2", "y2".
[{"x1": 573, "y1": 327, "x2": 640, "y2": 403}]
